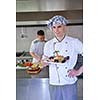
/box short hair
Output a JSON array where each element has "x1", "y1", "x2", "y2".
[{"x1": 37, "y1": 30, "x2": 45, "y2": 35}]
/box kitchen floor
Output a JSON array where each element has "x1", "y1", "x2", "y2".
[{"x1": 16, "y1": 78, "x2": 83, "y2": 100}]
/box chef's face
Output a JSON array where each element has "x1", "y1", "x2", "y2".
[
  {"x1": 38, "y1": 35, "x2": 45, "y2": 42},
  {"x1": 52, "y1": 24, "x2": 67, "y2": 38}
]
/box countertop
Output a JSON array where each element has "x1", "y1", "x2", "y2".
[{"x1": 16, "y1": 66, "x2": 49, "y2": 79}]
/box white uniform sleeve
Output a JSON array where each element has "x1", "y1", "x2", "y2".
[
  {"x1": 74, "y1": 39, "x2": 83, "y2": 55},
  {"x1": 30, "y1": 41, "x2": 36, "y2": 52}
]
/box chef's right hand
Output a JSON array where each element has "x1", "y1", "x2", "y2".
[{"x1": 40, "y1": 60, "x2": 49, "y2": 68}]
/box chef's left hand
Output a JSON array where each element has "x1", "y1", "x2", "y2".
[
  {"x1": 68, "y1": 66, "x2": 83, "y2": 77},
  {"x1": 67, "y1": 69, "x2": 80, "y2": 77}
]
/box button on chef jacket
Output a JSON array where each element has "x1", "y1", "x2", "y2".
[
  {"x1": 43, "y1": 36, "x2": 83, "y2": 85},
  {"x1": 30, "y1": 39, "x2": 46, "y2": 63}
]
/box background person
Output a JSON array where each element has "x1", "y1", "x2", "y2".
[{"x1": 30, "y1": 30, "x2": 46, "y2": 63}]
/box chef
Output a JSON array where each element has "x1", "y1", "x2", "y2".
[
  {"x1": 30, "y1": 30, "x2": 46, "y2": 63},
  {"x1": 42, "y1": 15, "x2": 83, "y2": 100}
]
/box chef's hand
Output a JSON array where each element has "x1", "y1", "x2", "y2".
[
  {"x1": 40, "y1": 60, "x2": 49, "y2": 68},
  {"x1": 68, "y1": 66, "x2": 83, "y2": 77}
]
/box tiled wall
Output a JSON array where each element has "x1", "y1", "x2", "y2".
[{"x1": 16, "y1": 25, "x2": 83, "y2": 52}]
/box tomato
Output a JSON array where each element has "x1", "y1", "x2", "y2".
[{"x1": 23, "y1": 62, "x2": 33, "y2": 67}]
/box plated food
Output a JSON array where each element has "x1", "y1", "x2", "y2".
[
  {"x1": 16, "y1": 60, "x2": 44, "y2": 74},
  {"x1": 45, "y1": 51, "x2": 70, "y2": 64},
  {"x1": 49, "y1": 55, "x2": 69, "y2": 63},
  {"x1": 44, "y1": 51, "x2": 70, "y2": 63},
  {"x1": 26, "y1": 67, "x2": 41, "y2": 74},
  {"x1": 26, "y1": 63, "x2": 42, "y2": 74},
  {"x1": 16, "y1": 62, "x2": 33, "y2": 67}
]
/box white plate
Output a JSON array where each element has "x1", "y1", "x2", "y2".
[{"x1": 44, "y1": 60, "x2": 67, "y2": 65}]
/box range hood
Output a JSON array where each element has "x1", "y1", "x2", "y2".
[
  {"x1": 16, "y1": 0, "x2": 82, "y2": 12},
  {"x1": 16, "y1": 0, "x2": 83, "y2": 25}
]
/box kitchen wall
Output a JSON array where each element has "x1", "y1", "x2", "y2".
[{"x1": 16, "y1": 25, "x2": 83, "y2": 52}]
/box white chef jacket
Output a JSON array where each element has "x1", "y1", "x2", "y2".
[
  {"x1": 30, "y1": 39, "x2": 46, "y2": 63},
  {"x1": 43, "y1": 36, "x2": 83, "y2": 85}
]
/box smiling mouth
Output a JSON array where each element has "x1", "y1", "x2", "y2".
[{"x1": 56, "y1": 32, "x2": 60, "y2": 34}]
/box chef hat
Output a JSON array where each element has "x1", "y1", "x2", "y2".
[{"x1": 47, "y1": 15, "x2": 68, "y2": 29}]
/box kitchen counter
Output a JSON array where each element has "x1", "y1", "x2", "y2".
[
  {"x1": 16, "y1": 66, "x2": 83, "y2": 100},
  {"x1": 16, "y1": 78, "x2": 51, "y2": 100},
  {"x1": 16, "y1": 66, "x2": 82, "y2": 79},
  {"x1": 16, "y1": 66, "x2": 49, "y2": 79}
]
